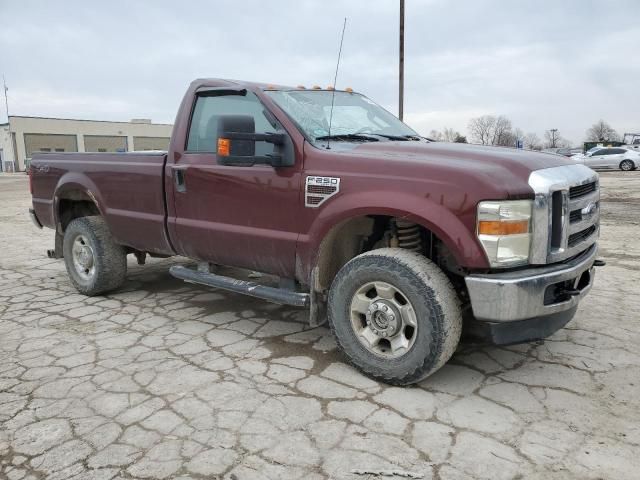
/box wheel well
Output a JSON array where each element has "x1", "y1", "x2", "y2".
[
  {"x1": 314, "y1": 215, "x2": 463, "y2": 292},
  {"x1": 57, "y1": 192, "x2": 101, "y2": 232}
]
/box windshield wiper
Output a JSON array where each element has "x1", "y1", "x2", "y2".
[
  {"x1": 315, "y1": 134, "x2": 380, "y2": 142},
  {"x1": 368, "y1": 133, "x2": 412, "y2": 141}
]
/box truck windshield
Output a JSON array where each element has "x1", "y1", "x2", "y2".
[{"x1": 266, "y1": 90, "x2": 419, "y2": 144}]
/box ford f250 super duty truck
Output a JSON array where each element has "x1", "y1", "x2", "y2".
[{"x1": 29, "y1": 78, "x2": 602, "y2": 384}]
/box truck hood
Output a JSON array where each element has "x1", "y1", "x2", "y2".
[{"x1": 346, "y1": 141, "x2": 578, "y2": 198}]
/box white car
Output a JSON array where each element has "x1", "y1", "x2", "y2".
[{"x1": 574, "y1": 147, "x2": 639, "y2": 171}]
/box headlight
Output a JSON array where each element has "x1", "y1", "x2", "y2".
[{"x1": 477, "y1": 200, "x2": 532, "y2": 267}]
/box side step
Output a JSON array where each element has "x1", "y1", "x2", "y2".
[{"x1": 169, "y1": 265, "x2": 310, "y2": 308}]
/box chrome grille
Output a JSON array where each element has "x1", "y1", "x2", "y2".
[
  {"x1": 569, "y1": 181, "x2": 597, "y2": 199},
  {"x1": 568, "y1": 225, "x2": 597, "y2": 247},
  {"x1": 529, "y1": 165, "x2": 599, "y2": 264}
]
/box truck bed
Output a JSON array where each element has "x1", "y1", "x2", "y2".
[{"x1": 30, "y1": 152, "x2": 174, "y2": 255}]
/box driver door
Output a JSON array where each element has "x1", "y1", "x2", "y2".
[
  {"x1": 168, "y1": 90, "x2": 302, "y2": 277},
  {"x1": 585, "y1": 150, "x2": 609, "y2": 169}
]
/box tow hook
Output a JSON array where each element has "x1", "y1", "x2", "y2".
[{"x1": 594, "y1": 259, "x2": 606, "y2": 267}]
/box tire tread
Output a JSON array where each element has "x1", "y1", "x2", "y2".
[
  {"x1": 63, "y1": 216, "x2": 127, "y2": 296},
  {"x1": 328, "y1": 248, "x2": 462, "y2": 385}
]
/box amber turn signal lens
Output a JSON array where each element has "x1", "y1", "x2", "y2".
[
  {"x1": 217, "y1": 138, "x2": 230, "y2": 156},
  {"x1": 478, "y1": 220, "x2": 529, "y2": 235}
]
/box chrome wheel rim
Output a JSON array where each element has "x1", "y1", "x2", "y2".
[
  {"x1": 71, "y1": 234, "x2": 96, "y2": 280},
  {"x1": 621, "y1": 160, "x2": 632, "y2": 171},
  {"x1": 349, "y1": 281, "x2": 417, "y2": 358}
]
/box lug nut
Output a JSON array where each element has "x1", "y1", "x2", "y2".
[
  {"x1": 381, "y1": 331, "x2": 387, "y2": 337},
  {"x1": 382, "y1": 305, "x2": 388, "y2": 312}
]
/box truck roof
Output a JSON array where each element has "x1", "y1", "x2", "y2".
[{"x1": 190, "y1": 78, "x2": 354, "y2": 93}]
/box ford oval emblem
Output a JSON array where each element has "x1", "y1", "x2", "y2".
[{"x1": 581, "y1": 202, "x2": 597, "y2": 217}]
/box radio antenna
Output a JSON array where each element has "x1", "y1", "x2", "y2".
[{"x1": 326, "y1": 17, "x2": 347, "y2": 150}]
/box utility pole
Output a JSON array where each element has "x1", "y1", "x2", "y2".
[
  {"x1": 550, "y1": 128, "x2": 558, "y2": 148},
  {"x1": 2, "y1": 75, "x2": 8, "y2": 122},
  {"x1": 398, "y1": 0, "x2": 405, "y2": 121}
]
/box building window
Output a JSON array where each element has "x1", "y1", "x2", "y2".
[
  {"x1": 55, "y1": 148, "x2": 64, "y2": 152},
  {"x1": 98, "y1": 148, "x2": 107, "y2": 152},
  {"x1": 40, "y1": 148, "x2": 51, "y2": 152}
]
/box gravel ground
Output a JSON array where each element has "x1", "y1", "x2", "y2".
[{"x1": 1, "y1": 171, "x2": 639, "y2": 480}]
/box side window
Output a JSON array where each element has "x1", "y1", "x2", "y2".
[
  {"x1": 186, "y1": 91, "x2": 277, "y2": 156},
  {"x1": 612, "y1": 148, "x2": 626, "y2": 154}
]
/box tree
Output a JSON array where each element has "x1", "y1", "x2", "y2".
[
  {"x1": 585, "y1": 120, "x2": 620, "y2": 142},
  {"x1": 523, "y1": 132, "x2": 542, "y2": 151},
  {"x1": 428, "y1": 127, "x2": 465, "y2": 143},
  {"x1": 428, "y1": 129, "x2": 443, "y2": 141},
  {"x1": 544, "y1": 129, "x2": 570, "y2": 148},
  {"x1": 454, "y1": 133, "x2": 467, "y2": 143},
  {"x1": 441, "y1": 127, "x2": 459, "y2": 143},
  {"x1": 467, "y1": 115, "x2": 514, "y2": 146}
]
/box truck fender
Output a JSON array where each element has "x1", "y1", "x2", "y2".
[
  {"x1": 53, "y1": 172, "x2": 106, "y2": 231},
  {"x1": 299, "y1": 190, "x2": 488, "y2": 285}
]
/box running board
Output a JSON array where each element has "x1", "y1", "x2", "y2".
[{"x1": 169, "y1": 265, "x2": 310, "y2": 308}]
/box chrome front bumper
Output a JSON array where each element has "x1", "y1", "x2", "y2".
[{"x1": 465, "y1": 244, "x2": 597, "y2": 322}]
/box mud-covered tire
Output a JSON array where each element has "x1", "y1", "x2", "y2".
[
  {"x1": 62, "y1": 216, "x2": 127, "y2": 296},
  {"x1": 328, "y1": 248, "x2": 462, "y2": 385}
]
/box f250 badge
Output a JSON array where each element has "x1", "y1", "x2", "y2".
[{"x1": 305, "y1": 176, "x2": 340, "y2": 208}]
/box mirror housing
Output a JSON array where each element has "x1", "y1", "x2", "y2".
[{"x1": 216, "y1": 115, "x2": 292, "y2": 167}]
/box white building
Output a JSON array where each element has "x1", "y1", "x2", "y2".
[{"x1": 0, "y1": 116, "x2": 173, "y2": 172}]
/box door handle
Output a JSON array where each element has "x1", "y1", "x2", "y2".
[{"x1": 172, "y1": 165, "x2": 187, "y2": 193}]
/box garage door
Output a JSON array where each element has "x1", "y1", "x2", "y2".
[
  {"x1": 24, "y1": 133, "x2": 78, "y2": 156},
  {"x1": 84, "y1": 135, "x2": 128, "y2": 152},
  {"x1": 133, "y1": 136, "x2": 170, "y2": 151}
]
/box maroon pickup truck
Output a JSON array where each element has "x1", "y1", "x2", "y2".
[{"x1": 29, "y1": 78, "x2": 602, "y2": 384}]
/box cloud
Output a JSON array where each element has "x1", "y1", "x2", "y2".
[{"x1": 1, "y1": 0, "x2": 638, "y2": 145}]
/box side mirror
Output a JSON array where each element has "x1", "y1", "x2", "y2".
[{"x1": 216, "y1": 115, "x2": 292, "y2": 167}]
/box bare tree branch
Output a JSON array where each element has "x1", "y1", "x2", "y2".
[{"x1": 585, "y1": 120, "x2": 620, "y2": 142}]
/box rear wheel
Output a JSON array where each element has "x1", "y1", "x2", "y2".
[
  {"x1": 63, "y1": 216, "x2": 127, "y2": 296},
  {"x1": 620, "y1": 159, "x2": 635, "y2": 171},
  {"x1": 328, "y1": 248, "x2": 462, "y2": 385}
]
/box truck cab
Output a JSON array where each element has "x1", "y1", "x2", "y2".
[{"x1": 29, "y1": 78, "x2": 602, "y2": 385}]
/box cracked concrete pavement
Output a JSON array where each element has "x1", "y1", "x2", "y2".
[{"x1": 1, "y1": 172, "x2": 639, "y2": 479}]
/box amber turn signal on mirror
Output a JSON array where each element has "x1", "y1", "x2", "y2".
[{"x1": 217, "y1": 138, "x2": 231, "y2": 156}]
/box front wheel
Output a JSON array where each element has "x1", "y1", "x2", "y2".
[
  {"x1": 328, "y1": 248, "x2": 462, "y2": 385},
  {"x1": 620, "y1": 159, "x2": 635, "y2": 171},
  {"x1": 63, "y1": 216, "x2": 127, "y2": 296}
]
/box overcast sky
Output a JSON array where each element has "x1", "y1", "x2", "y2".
[{"x1": 1, "y1": 0, "x2": 638, "y2": 145}]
